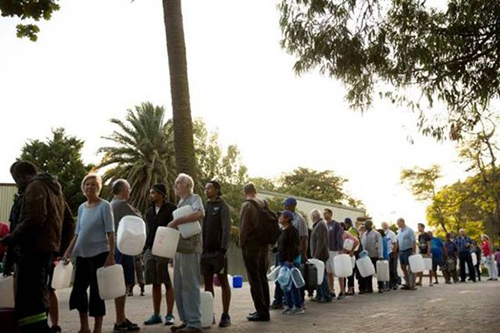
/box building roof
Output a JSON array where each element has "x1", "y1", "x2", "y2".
[{"x1": 259, "y1": 189, "x2": 366, "y2": 214}]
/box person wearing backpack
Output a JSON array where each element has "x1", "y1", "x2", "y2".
[{"x1": 240, "y1": 183, "x2": 275, "y2": 322}]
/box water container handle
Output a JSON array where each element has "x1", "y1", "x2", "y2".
[{"x1": 359, "y1": 250, "x2": 369, "y2": 258}]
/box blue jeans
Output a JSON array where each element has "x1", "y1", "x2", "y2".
[
  {"x1": 315, "y1": 266, "x2": 331, "y2": 301},
  {"x1": 284, "y1": 284, "x2": 302, "y2": 308}
]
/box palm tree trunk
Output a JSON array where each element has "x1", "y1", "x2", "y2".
[{"x1": 162, "y1": 0, "x2": 197, "y2": 180}]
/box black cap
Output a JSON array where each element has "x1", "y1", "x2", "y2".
[{"x1": 152, "y1": 183, "x2": 167, "y2": 197}]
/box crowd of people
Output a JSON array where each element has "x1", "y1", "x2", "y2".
[{"x1": 1, "y1": 160, "x2": 499, "y2": 333}]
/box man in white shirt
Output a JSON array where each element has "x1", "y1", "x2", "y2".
[{"x1": 382, "y1": 222, "x2": 398, "y2": 290}]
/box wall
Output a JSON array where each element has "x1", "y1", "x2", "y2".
[{"x1": 0, "y1": 184, "x2": 16, "y2": 222}]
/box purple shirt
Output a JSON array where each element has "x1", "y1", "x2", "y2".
[
  {"x1": 327, "y1": 220, "x2": 344, "y2": 251},
  {"x1": 495, "y1": 252, "x2": 500, "y2": 264}
]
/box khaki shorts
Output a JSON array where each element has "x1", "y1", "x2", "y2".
[{"x1": 144, "y1": 249, "x2": 172, "y2": 287}]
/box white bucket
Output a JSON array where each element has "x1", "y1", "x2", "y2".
[
  {"x1": 178, "y1": 222, "x2": 202, "y2": 238},
  {"x1": 409, "y1": 254, "x2": 425, "y2": 273},
  {"x1": 0, "y1": 276, "x2": 15, "y2": 307},
  {"x1": 308, "y1": 259, "x2": 325, "y2": 285},
  {"x1": 173, "y1": 205, "x2": 194, "y2": 220},
  {"x1": 152, "y1": 227, "x2": 180, "y2": 258},
  {"x1": 51, "y1": 261, "x2": 73, "y2": 290},
  {"x1": 344, "y1": 239, "x2": 354, "y2": 251},
  {"x1": 117, "y1": 215, "x2": 146, "y2": 256},
  {"x1": 376, "y1": 260, "x2": 390, "y2": 282},
  {"x1": 424, "y1": 258, "x2": 433, "y2": 271},
  {"x1": 334, "y1": 254, "x2": 353, "y2": 278},
  {"x1": 356, "y1": 257, "x2": 375, "y2": 277},
  {"x1": 200, "y1": 291, "x2": 214, "y2": 328},
  {"x1": 96, "y1": 264, "x2": 126, "y2": 300},
  {"x1": 472, "y1": 252, "x2": 478, "y2": 266}
]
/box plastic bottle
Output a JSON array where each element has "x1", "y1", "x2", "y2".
[
  {"x1": 96, "y1": 264, "x2": 126, "y2": 300},
  {"x1": 117, "y1": 215, "x2": 146, "y2": 256},
  {"x1": 290, "y1": 267, "x2": 306, "y2": 288},
  {"x1": 152, "y1": 227, "x2": 180, "y2": 258}
]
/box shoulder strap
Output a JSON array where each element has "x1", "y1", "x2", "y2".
[{"x1": 245, "y1": 199, "x2": 263, "y2": 212}]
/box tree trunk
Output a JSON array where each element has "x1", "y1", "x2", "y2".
[{"x1": 162, "y1": 0, "x2": 197, "y2": 181}]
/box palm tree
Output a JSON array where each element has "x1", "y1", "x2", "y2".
[
  {"x1": 162, "y1": 0, "x2": 198, "y2": 182},
  {"x1": 98, "y1": 102, "x2": 177, "y2": 213}
]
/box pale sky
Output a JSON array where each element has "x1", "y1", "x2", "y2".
[{"x1": 0, "y1": 0, "x2": 469, "y2": 229}]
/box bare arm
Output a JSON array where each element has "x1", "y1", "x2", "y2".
[
  {"x1": 169, "y1": 211, "x2": 204, "y2": 227},
  {"x1": 105, "y1": 231, "x2": 115, "y2": 266}
]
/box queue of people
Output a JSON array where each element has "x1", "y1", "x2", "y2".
[{"x1": 1, "y1": 162, "x2": 499, "y2": 333}]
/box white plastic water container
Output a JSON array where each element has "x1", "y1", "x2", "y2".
[
  {"x1": 424, "y1": 258, "x2": 433, "y2": 271},
  {"x1": 472, "y1": 252, "x2": 478, "y2": 266},
  {"x1": 376, "y1": 260, "x2": 390, "y2": 282},
  {"x1": 351, "y1": 256, "x2": 356, "y2": 269},
  {"x1": 173, "y1": 205, "x2": 194, "y2": 219},
  {"x1": 152, "y1": 227, "x2": 180, "y2": 258},
  {"x1": 96, "y1": 264, "x2": 126, "y2": 300},
  {"x1": 308, "y1": 259, "x2": 325, "y2": 285},
  {"x1": 356, "y1": 257, "x2": 375, "y2": 277},
  {"x1": 117, "y1": 215, "x2": 146, "y2": 256},
  {"x1": 178, "y1": 222, "x2": 202, "y2": 238},
  {"x1": 409, "y1": 254, "x2": 425, "y2": 273},
  {"x1": 51, "y1": 261, "x2": 73, "y2": 290},
  {"x1": 267, "y1": 265, "x2": 281, "y2": 282},
  {"x1": 344, "y1": 239, "x2": 354, "y2": 251},
  {"x1": 397, "y1": 261, "x2": 404, "y2": 277},
  {"x1": 173, "y1": 206, "x2": 201, "y2": 238},
  {"x1": 0, "y1": 276, "x2": 15, "y2": 307},
  {"x1": 334, "y1": 254, "x2": 353, "y2": 278},
  {"x1": 200, "y1": 291, "x2": 214, "y2": 328},
  {"x1": 290, "y1": 267, "x2": 305, "y2": 288}
]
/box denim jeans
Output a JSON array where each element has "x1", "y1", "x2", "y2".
[
  {"x1": 459, "y1": 251, "x2": 476, "y2": 282},
  {"x1": 284, "y1": 284, "x2": 302, "y2": 308}
]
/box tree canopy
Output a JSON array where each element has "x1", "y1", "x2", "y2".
[
  {"x1": 0, "y1": 0, "x2": 59, "y2": 41},
  {"x1": 19, "y1": 128, "x2": 93, "y2": 214},
  {"x1": 278, "y1": 0, "x2": 500, "y2": 140}
]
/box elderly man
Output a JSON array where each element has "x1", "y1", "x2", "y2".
[
  {"x1": 110, "y1": 179, "x2": 141, "y2": 332},
  {"x1": 360, "y1": 221, "x2": 383, "y2": 293},
  {"x1": 381, "y1": 222, "x2": 398, "y2": 290},
  {"x1": 309, "y1": 209, "x2": 331, "y2": 303},
  {"x1": 168, "y1": 174, "x2": 205, "y2": 333},
  {"x1": 456, "y1": 228, "x2": 476, "y2": 283},
  {"x1": 396, "y1": 218, "x2": 417, "y2": 290}
]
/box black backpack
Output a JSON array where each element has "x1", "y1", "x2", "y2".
[{"x1": 245, "y1": 199, "x2": 280, "y2": 246}]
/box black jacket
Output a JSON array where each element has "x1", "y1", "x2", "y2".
[
  {"x1": 144, "y1": 201, "x2": 177, "y2": 250},
  {"x1": 277, "y1": 225, "x2": 300, "y2": 262},
  {"x1": 202, "y1": 198, "x2": 231, "y2": 254}
]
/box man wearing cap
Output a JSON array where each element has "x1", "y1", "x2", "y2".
[
  {"x1": 110, "y1": 179, "x2": 142, "y2": 331},
  {"x1": 201, "y1": 181, "x2": 232, "y2": 328},
  {"x1": 360, "y1": 220, "x2": 384, "y2": 293},
  {"x1": 143, "y1": 184, "x2": 177, "y2": 327},
  {"x1": 345, "y1": 218, "x2": 359, "y2": 238},
  {"x1": 324, "y1": 208, "x2": 346, "y2": 299},
  {"x1": 271, "y1": 197, "x2": 308, "y2": 309}
]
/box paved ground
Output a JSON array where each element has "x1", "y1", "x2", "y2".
[{"x1": 57, "y1": 277, "x2": 500, "y2": 333}]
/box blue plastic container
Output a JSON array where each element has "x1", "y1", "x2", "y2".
[{"x1": 232, "y1": 275, "x2": 243, "y2": 288}]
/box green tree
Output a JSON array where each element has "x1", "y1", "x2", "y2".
[
  {"x1": 276, "y1": 167, "x2": 363, "y2": 207},
  {"x1": 278, "y1": 0, "x2": 500, "y2": 140},
  {"x1": 162, "y1": 0, "x2": 197, "y2": 182},
  {"x1": 401, "y1": 165, "x2": 448, "y2": 232},
  {"x1": 98, "y1": 102, "x2": 177, "y2": 213},
  {"x1": 0, "y1": 0, "x2": 59, "y2": 41},
  {"x1": 20, "y1": 128, "x2": 93, "y2": 213},
  {"x1": 459, "y1": 115, "x2": 500, "y2": 240}
]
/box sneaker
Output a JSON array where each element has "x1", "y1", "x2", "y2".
[
  {"x1": 282, "y1": 308, "x2": 292, "y2": 315},
  {"x1": 177, "y1": 327, "x2": 203, "y2": 333},
  {"x1": 290, "y1": 307, "x2": 305, "y2": 315},
  {"x1": 171, "y1": 323, "x2": 187, "y2": 332},
  {"x1": 329, "y1": 292, "x2": 336, "y2": 298},
  {"x1": 144, "y1": 314, "x2": 162, "y2": 325},
  {"x1": 125, "y1": 319, "x2": 139, "y2": 328},
  {"x1": 113, "y1": 320, "x2": 140, "y2": 332},
  {"x1": 337, "y1": 293, "x2": 346, "y2": 300},
  {"x1": 270, "y1": 303, "x2": 284, "y2": 310},
  {"x1": 165, "y1": 314, "x2": 175, "y2": 326},
  {"x1": 219, "y1": 313, "x2": 231, "y2": 328}
]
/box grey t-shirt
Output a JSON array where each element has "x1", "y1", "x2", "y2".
[
  {"x1": 292, "y1": 212, "x2": 308, "y2": 237},
  {"x1": 111, "y1": 198, "x2": 141, "y2": 231},
  {"x1": 176, "y1": 194, "x2": 204, "y2": 254},
  {"x1": 73, "y1": 199, "x2": 114, "y2": 258}
]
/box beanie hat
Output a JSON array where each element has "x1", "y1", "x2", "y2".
[{"x1": 152, "y1": 183, "x2": 167, "y2": 197}]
